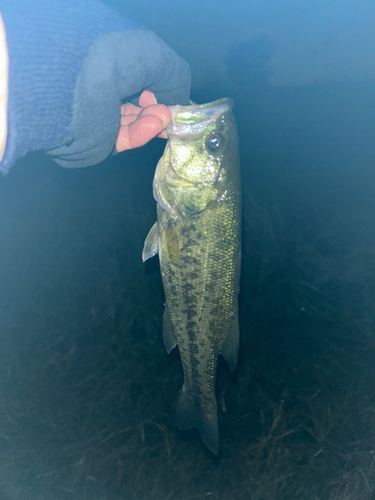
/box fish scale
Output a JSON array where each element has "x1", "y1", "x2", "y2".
[{"x1": 143, "y1": 98, "x2": 241, "y2": 454}]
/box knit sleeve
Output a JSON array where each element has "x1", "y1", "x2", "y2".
[{"x1": 0, "y1": 0, "x2": 145, "y2": 173}]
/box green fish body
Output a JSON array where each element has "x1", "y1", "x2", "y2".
[{"x1": 143, "y1": 98, "x2": 241, "y2": 454}]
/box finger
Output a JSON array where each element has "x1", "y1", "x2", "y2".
[
  {"x1": 121, "y1": 91, "x2": 157, "y2": 114},
  {"x1": 120, "y1": 113, "x2": 139, "y2": 126},
  {"x1": 120, "y1": 102, "x2": 141, "y2": 117},
  {"x1": 156, "y1": 129, "x2": 168, "y2": 140},
  {"x1": 139, "y1": 103, "x2": 171, "y2": 125},
  {"x1": 139, "y1": 89, "x2": 158, "y2": 107},
  {"x1": 139, "y1": 104, "x2": 171, "y2": 139},
  {"x1": 116, "y1": 114, "x2": 168, "y2": 152},
  {"x1": 120, "y1": 105, "x2": 170, "y2": 129}
]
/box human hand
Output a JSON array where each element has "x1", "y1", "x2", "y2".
[
  {"x1": 0, "y1": 0, "x2": 190, "y2": 173},
  {"x1": 116, "y1": 90, "x2": 171, "y2": 152}
]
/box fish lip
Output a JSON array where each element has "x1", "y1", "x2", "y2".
[
  {"x1": 167, "y1": 98, "x2": 234, "y2": 137},
  {"x1": 168, "y1": 118, "x2": 213, "y2": 138},
  {"x1": 169, "y1": 98, "x2": 234, "y2": 119}
]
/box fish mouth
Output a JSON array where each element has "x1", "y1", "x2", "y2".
[{"x1": 167, "y1": 98, "x2": 234, "y2": 138}]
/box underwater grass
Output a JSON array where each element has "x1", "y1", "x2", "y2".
[{"x1": 0, "y1": 156, "x2": 374, "y2": 500}]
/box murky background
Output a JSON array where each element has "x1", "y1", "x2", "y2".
[{"x1": 0, "y1": 1, "x2": 374, "y2": 499}]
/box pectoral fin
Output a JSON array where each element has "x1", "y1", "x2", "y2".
[
  {"x1": 221, "y1": 312, "x2": 240, "y2": 371},
  {"x1": 163, "y1": 307, "x2": 177, "y2": 353},
  {"x1": 142, "y1": 222, "x2": 158, "y2": 262}
]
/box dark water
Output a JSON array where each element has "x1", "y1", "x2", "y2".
[{"x1": 0, "y1": 2, "x2": 375, "y2": 499}]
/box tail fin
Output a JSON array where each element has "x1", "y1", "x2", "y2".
[{"x1": 175, "y1": 386, "x2": 219, "y2": 455}]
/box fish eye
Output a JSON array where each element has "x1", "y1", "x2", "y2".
[{"x1": 205, "y1": 133, "x2": 225, "y2": 154}]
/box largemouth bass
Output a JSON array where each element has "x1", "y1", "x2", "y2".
[{"x1": 142, "y1": 98, "x2": 241, "y2": 454}]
